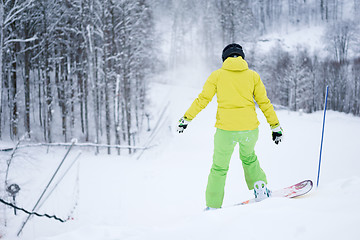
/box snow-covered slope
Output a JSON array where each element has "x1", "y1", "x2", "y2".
[
  {"x1": 255, "y1": 25, "x2": 326, "y2": 56},
  {"x1": 1, "y1": 76, "x2": 360, "y2": 239}
]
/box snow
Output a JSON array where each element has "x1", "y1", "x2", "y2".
[
  {"x1": 255, "y1": 26, "x2": 326, "y2": 56},
  {"x1": 1, "y1": 69, "x2": 360, "y2": 240},
  {"x1": 2, "y1": 1, "x2": 360, "y2": 238}
]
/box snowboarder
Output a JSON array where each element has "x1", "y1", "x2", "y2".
[{"x1": 177, "y1": 43, "x2": 283, "y2": 210}]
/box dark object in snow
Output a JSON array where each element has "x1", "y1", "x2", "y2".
[
  {"x1": 0, "y1": 147, "x2": 14, "y2": 152},
  {"x1": 6, "y1": 184, "x2": 20, "y2": 196},
  {"x1": 0, "y1": 198, "x2": 67, "y2": 222},
  {"x1": 6, "y1": 183, "x2": 21, "y2": 215}
]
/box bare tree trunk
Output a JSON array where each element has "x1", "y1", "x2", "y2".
[
  {"x1": 102, "y1": 4, "x2": 111, "y2": 154},
  {"x1": 79, "y1": 0, "x2": 89, "y2": 142},
  {"x1": 124, "y1": 72, "x2": 132, "y2": 154},
  {"x1": 45, "y1": 52, "x2": 52, "y2": 143},
  {"x1": 67, "y1": 36, "x2": 75, "y2": 133},
  {"x1": 94, "y1": 46, "x2": 100, "y2": 152},
  {"x1": 114, "y1": 74, "x2": 121, "y2": 155},
  {"x1": 10, "y1": 41, "x2": 20, "y2": 139},
  {"x1": 77, "y1": 49, "x2": 85, "y2": 135},
  {"x1": 43, "y1": 4, "x2": 52, "y2": 143},
  {"x1": 61, "y1": 50, "x2": 68, "y2": 142},
  {"x1": 105, "y1": 75, "x2": 111, "y2": 155},
  {"x1": 37, "y1": 66, "x2": 43, "y2": 128},
  {"x1": 84, "y1": 67, "x2": 89, "y2": 142},
  {"x1": 0, "y1": 3, "x2": 4, "y2": 139},
  {"x1": 111, "y1": 5, "x2": 121, "y2": 155},
  {"x1": 42, "y1": 70, "x2": 47, "y2": 141},
  {"x1": 86, "y1": 23, "x2": 99, "y2": 153},
  {"x1": 95, "y1": 47, "x2": 102, "y2": 138},
  {"x1": 24, "y1": 37, "x2": 31, "y2": 137}
]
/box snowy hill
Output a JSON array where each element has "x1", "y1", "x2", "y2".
[
  {"x1": 1, "y1": 1, "x2": 359, "y2": 239},
  {"x1": 1, "y1": 79, "x2": 360, "y2": 240},
  {"x1": 255, "y1": 25, "x2": 326, "y2": 56}
]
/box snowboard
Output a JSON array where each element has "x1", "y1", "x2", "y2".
[{"x1": 235, "y1": 180, "x2": 313, "y2": 206}]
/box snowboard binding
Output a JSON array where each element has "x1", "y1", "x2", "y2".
[{"x1": 253, "y1": 181, "x2": 271, "y2": 202}]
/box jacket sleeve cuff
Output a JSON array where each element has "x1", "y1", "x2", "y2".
[
  {"x1": 270, "y1": 123, "x2": 280, "y2": 129},
  {"x1": 184, "y1": 116, "x2": 193, "y2": 121}
]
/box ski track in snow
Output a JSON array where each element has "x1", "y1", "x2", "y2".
[{"x1": 2, "y1": 81, "x2": 360, "y2": 240}]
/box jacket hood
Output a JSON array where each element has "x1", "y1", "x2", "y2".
[{"x1": 221, "y1": 57, "x2": 248, "y2": 71}]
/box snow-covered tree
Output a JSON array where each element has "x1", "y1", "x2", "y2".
[{"x1": 325, "y1": 20, "x2": 357, "y2": 63}]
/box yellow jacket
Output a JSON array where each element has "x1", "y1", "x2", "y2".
[{"x1": 184, "y1": 57, "x2": 279, "y2": 131}]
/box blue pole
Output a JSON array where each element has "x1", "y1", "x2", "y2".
[{"x1": 317, "y1": 86, "x2": 329, "y2": 188}]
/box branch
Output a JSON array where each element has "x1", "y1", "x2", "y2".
[
  {"x1": 5, "y1": 134, "x2": 28, "y2": 186},
  {"x1": 4, "y1": 35, "x2": 38, "y2": 46},
  {"x1": 4, "y1": 0, "x2": 34, "y2": 27}
]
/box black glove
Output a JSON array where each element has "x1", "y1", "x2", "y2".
[
  {"x1": 177, "y1": 117, "x2": 191, "y2": 133},
  {"x1": 271, "y1": 125, "x2": 283, "y2": 145}
]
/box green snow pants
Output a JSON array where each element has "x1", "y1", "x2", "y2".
[{"x1": 205, "y1": 128, "x2": 267, "y2": 208}]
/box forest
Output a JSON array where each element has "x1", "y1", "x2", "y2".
[
  {"x1": 0, "y1": 0, "x2": 359, "y2": 153},
  {"x1": 1, "y1": 0, "x2": 155, "y2": 153}
]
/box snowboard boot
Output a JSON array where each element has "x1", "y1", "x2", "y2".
[{"x1": 253, "y1": 181, "x2": 271, "y2": 202}]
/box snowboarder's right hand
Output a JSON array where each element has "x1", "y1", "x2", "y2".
[
  {"x1": 271, "y1": 125, "x2": 283, "y2": 144},
  {"x1": 177, "y1": 117, "x2": 191, "y2": 133}
]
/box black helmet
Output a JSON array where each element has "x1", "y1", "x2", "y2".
[{"x1": 222, "y1": 43, "x2": 245, "y2": 62}]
